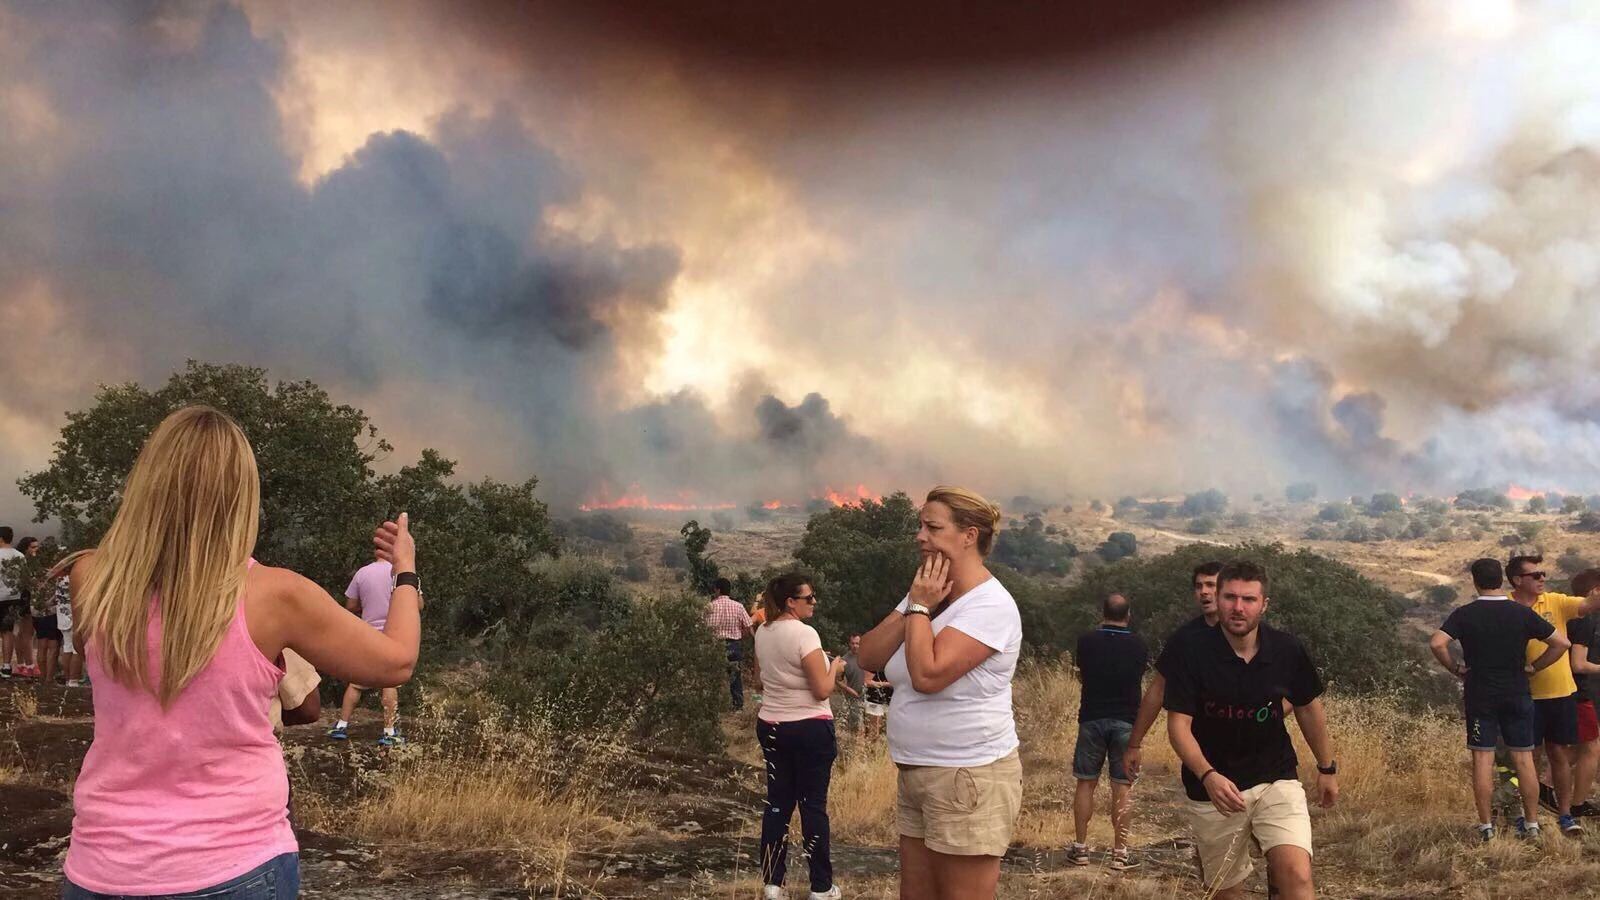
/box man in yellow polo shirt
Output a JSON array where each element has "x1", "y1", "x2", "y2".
[{"x1": 1511, "y1": 554, "x2": 1600, "y2": 835}]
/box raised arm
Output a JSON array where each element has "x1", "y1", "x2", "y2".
[{"x1": 280, "y1": 514, "x2": 421, "y2": 687}]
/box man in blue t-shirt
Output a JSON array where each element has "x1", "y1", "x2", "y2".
[
  {"x1": 1067, "y1": 593, "x2": 1149, "y2": 871},
  {"x1": 1430, "y1": 558, "x2": 1569, "y2": 840}
]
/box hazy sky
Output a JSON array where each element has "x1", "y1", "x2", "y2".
[{"x1": 2, "y1": 0, "x2": 1599, "y2": 516}]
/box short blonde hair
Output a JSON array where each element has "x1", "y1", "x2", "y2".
[{"x1": 925, "y1": 485, "x2": 1003, "y2": 556}]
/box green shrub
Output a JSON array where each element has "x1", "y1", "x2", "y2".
[{"x1": 1064, "y1": 542, "x2": 1412, "y2": 693}]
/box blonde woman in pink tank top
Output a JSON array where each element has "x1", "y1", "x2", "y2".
[{"x1": 60, "y1": 406, "x2": 423, "y2": 899}]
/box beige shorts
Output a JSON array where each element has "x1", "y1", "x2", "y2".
[
  {"x1": 1185, "y1": 778, "x2": 1313, "y2": 891},
  {"x1": 896, "y1": 749, "x2": 1023, "y2": 857}
]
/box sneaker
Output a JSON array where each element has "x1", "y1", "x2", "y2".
[
  {"x1": 1575, "y1": 800, "x2": 1600, "y2": 817},
  {"x1": 0, "y1": 664, "x2": 11, "y2": 678},
  {"x1": 1477, "y1": 823, "x2": 1495, "y2": 842},
  {"x1": 64, "y1": 679, "x2": 84, "y2": 689},
  {"x1": 808, "y1": 887, "x2": 842, "y2": 900},
  {"x1": 327, "y1": 725, "x2": 348, "y2": 740},
  {"x1": 377, "y1": 732, "x2": 406, "y2": 746},
  {"x1": 1560, "y1": 813, "x2": 1583, "y2": 835},
  {"x1": 1066, "y1": 842, "x2": 1090, "y2": 866},
  {"x1": 762, "y1": 886, "x2": 786, "y2": 900},
  {"x1": 1109, "y1": 847, "x2": 1140, "y2": 871},
  {"x1": 1515, "y1": 816, "x2": 1541, "y2": 839}
]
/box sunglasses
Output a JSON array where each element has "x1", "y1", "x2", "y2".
[
  {"x1": 1514, "y1": 571, "x2": 1548, "y2": 580},
  {"x1": 794, "y1": 593, "x2": 818, "y2": 604}
]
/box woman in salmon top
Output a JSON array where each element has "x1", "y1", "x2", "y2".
[{"x1": 61, "y1": 405, "x2": 422, "y2": 899}]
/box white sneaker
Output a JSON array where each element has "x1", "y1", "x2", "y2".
[
  {"x1": 808, "y1": 887, "x2": 842, "y2": 900},
  {"x1": 762, "y1": 886, "x2": 786, "y2": 900}
]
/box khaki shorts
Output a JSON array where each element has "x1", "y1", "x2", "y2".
[
  {"x1": 896, "y1": 750, "x2": 1022, "y2": 856},
  {"x1": 1185, "y1": 779, "x2": 1312, "y2": 891}
]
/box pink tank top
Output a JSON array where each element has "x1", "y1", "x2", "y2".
[{"x1": 64, "y1": 563, "x2": 298, "y2": 894}]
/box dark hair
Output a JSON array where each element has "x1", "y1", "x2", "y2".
[
  {"x1": 1102, "y1": 592, "x2": 1131, "y2": 622},
  {"x1": 1192, "y1": 561, "x2": 1224, "y2": 585},
  {"x1": 848, "y1": 633, "x2": 861, "y2": 640},
  {"x1": 763, "y1": 572, "x2": 814, "y2": 621},
  {"x1": 1507, "y1": 554, "x2": 1544, "y2": 579},
  {"x1": 0, "y1": 526, "x2": 11, "y2": 544},
  {"x1": 1216, "y1": 560, "x2": 1270, "y2": 597},
  {"x1": 1470, "y1": 558, "x2": 1505, "y2": 591},
  {"x1": 712, "y1": 577, "x2": 732, "y2": 596},
  {"x1": 16, "y1": 537, "x2": 38, "y2": 554},
  {"x1": 1572, "y1": 568, "x2": 1600, "y2": 599}
]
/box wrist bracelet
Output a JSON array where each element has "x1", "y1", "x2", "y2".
[{"x1": 1199, "y1": 767, "x2": 1217, "y2": 785}]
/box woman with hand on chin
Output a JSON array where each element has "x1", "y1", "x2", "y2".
[{"x1": 857, "y1": 486, "x2": 1023, "y2": 900}]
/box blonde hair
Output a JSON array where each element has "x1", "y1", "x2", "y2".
[
  {"x1": 76, "y1": 405, "x2": 261, "y2": 707},
  {"x1": 925, "y1": 485, "x2": 1003, "y2": 556}
]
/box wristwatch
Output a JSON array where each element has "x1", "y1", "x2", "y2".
[
  {"x1": 391, "y1": 570, "x2": 421, "y2": 595},
  {"x1": 905, "y1": 603, "x2": 932, "y2": 617},
  {"x1": 1317, "y1": 760, "x2": 1338, "y2": 776}
]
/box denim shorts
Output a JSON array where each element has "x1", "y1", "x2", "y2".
[
  {"x1": 1072, "y1": 718, "x2": 1133, "y2": 784},
  {"x1": 63, "y1": 852, "x2": 299, "y2": 899},
  {"x1": 1466, "y1": 693, "x2": 1536, "y2": 751}
]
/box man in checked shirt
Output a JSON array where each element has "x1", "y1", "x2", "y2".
[{"x1": 706, "y1": 577, "x2": 754, "y2": 710}]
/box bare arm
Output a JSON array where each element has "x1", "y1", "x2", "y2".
[
  {"x1": 1530, "y1": 631, "x2": 1572, "y2": 673},
  {"x1": 1168, "y1": 711, "x2": 1245, "y2": 814},
  {"x1": 904, "y1": 616, "x2": 996, "y2": 694},
  {"x1": 1121, "y1": 673, "x2": 1165, "y2": 778},
  {"x1": 344, "y1": 593, "x2": 361, "y2": 614},
  {"x1": 1578, "y1": 591, "x2": 1600, "y2": 616},
  {"x1": 1292, "y1": 697, "x2": 1339, "y2": 808},
  {"x1": 282, "y1": 514, "x2": 421, "y2": 687},
  {"x1": 857, "y1": 609, "x2": 906, "y2": 673},
  {"x1": 801, "y1": 649, "x2": 846, "y2": 701},
  {"x1": 1429, "y1": 630, "x2": 1464, "y2": 676}
]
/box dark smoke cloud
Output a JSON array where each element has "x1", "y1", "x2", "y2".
[{"x1": 0, "y1": 1, "x2": 880, "y2": 511}]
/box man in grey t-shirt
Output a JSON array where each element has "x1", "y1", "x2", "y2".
[{"x1": 840, "y1": 634, "x2": 867, "y2": 731}]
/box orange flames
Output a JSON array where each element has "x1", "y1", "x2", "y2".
[
  {"x1": 762, "y1": 499, "x2": 783, "y2": 510},
  {"x1": 578, "y1": 484, "x2": 737, "y2": 512},
  {"x1": 1505, "y1": 484, "x2": 1544, "y2": 501},
  {"x1": 821, "y1": 484, "x2": 879, "y2": 507}
]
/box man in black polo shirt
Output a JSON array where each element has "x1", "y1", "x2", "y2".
[
  {"x1": 1122, "y1": 561, "x2": 1223, "y2": 779},
  {"x1": 1164, "y1": 560, "x2": 1335, "y2": 900},
  {"x1": 1430, "y1": 557, "x2": 1569, "y2": 839},
  {"x1": 1067, "y1": 593, "x2": 1148, "y2": 871}
]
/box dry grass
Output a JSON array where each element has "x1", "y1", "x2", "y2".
[
  {"x1": 296, "y1": 694, "x2": 641, "y2": 890},
  {"x1": 288, "y1": 662, "x2": 1600, "y2": 897}
]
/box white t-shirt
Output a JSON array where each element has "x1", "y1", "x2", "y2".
[
  {"x1": 755, "y1": 617, "x2": 834, "y2": 723},
  {"x1": 885, "y1": 576, "x2": 1022, "y2": 767},
  {"x1": 0, "y1": 547, "x2": 22, "y2": 601}
]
